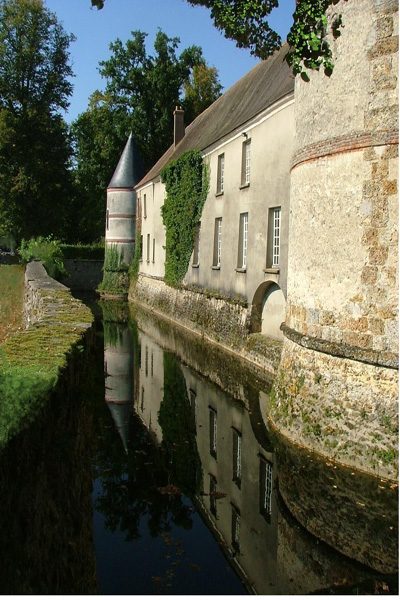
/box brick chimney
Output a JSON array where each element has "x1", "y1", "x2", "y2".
[{"x1": 173, "y1": 106, "x2": 185, "y2": 147}]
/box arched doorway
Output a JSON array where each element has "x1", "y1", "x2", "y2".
[{"x1": 250, "y1": 281, "x2": 286, "y2": 340}]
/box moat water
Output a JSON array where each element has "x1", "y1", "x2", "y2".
[{"x1": 0, "y1": 300, "x2": 397, "y2": 594}]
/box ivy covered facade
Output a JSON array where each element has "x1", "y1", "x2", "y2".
[{"x1": 134, "y1": 45, "x2": 294, "y2": 341}]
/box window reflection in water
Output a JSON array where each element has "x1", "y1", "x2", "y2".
[{"x1": 109, "y1": 313, "x2": 398, "y2": 595}]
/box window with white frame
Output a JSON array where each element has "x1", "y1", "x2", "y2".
[
  {"x1": 146, "y1": 233, "x2": 150, "y2": 262},
  {"x1": 106, "y1": 208, "x2": 110, "y2": 231},
  {"x1": 213, "y1": 218, "x2": 222, "y2": 267},
  {"x1": 143, "y1": 193, "x2": 147, "y2": 218},
  {"x1": 231, "y1": 504, "x2": 241, "y2": 552},
  {"x1": 241, "y1": 139, "x2": 251, "y2": 185},
  {"x1": 237, "y1": 212, "x2": 248, "y2": 269},
  {"x1": 152, "y1": 238, "x2": 155, "y2": 263},
  {"x1": 267, "y1": 206, "x2": 281, "y2": 268},
  {"x1": 209, "y1": 474, "x2": 217, "y2": 516},
  {"x1": 259, "y1": 456, "x2": 273, "y2": 520},
  {"x1": 193, "y1": 222, "x2": 200, "y2": 266},
  {"x1": 209, "y1": 407, "x2": 217, "y2": 458},
  {"x1": 217, "y1": 153, "x2": 225, "y2": 194},
  {"x1": 232, "y1": 428, "x2": 242, "y2": 488}
]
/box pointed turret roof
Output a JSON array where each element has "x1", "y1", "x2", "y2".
[{"x1": 108, "y1": 132, "x2": 143, "y2": 189}]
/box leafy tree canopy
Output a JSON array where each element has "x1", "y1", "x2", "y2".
[
  {"x1": 71, "y1": 30, "x2": 221, "y2": 241},
  {"x1": 98, "y1": 29, "x2": 221, "y2": 170},
  {"x1": 91, "y1": 0, "x2": 346, "y2": 78},
  {"x1": 0, "y1": 0, "x2": 75, "y2": 241}
]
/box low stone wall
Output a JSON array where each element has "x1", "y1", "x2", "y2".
[
  {"x1": 130, "y1": 273, "x2": 282, "y2": 375},
  {"x1": 61, "y1": 259, "x2": 103, "y2": 292},
  {"x1": 0, "y1": 261, "x2": 93, "y2": 448}
]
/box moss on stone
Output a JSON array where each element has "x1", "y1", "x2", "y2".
[{"x1": 0, "y1": 275, "x2": 93, "y2": 448}]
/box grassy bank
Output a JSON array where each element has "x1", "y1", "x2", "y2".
[
  {"x1": 0, "y1": 265, "x2": 24, "y2": 343},
  {"x1": 0, "y1": 265, "x2": 93, "y2": 449}
]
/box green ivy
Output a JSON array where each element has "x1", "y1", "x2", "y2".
[
  {"x1": 161, "y1": 150, "x2": 209, "y2": 287},
  {"x1": 98, "y1": 244, "x2": 130, "y2": 295},
  {"x1": 286, "y1": 0, "x2": 346, "y2": 79}
]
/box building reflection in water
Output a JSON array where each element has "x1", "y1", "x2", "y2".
[
  {"x1": 103, "y1": 317, "x2": 134, "y2": 453},
  {"x1": 104, "y1": 309, "x2": 397, "y2": 595}
]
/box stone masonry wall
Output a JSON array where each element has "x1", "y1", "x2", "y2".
[
  {"x1": 270, "y1": 0, "x2": 398, "y2": 481},
  {"x1": 130, "y1": 273, "x2": 282, "y2": 375},
  {"x1": 271, "y1": 338, "x2": 398, "y2": 480},
  {"x1": 287, "y1": 0, "x2": 398, "y2": 360}
]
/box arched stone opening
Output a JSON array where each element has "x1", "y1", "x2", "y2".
[{"x1": 250, "y1": 281, "x2": 286, "y2": 340}]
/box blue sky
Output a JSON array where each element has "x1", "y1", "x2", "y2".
[{"x1": 45, "y1": 0, "x2": 296, "y2": 123}]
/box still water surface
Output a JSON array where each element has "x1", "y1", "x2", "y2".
[{"x1": 0, "y1": 301, "x2": 397, "y2": 594}]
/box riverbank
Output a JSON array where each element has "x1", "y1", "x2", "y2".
[{"x1": 0, "y1": 261, "x2": 93, "y2": 448}]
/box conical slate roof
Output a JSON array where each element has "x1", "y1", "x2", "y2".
[{"x1": 108, "y1": 132, "x2": 143, "y2": 189}]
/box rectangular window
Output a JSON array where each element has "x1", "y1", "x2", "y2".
[
  {"x1": 152, "y1": 238, "x2": 155, "y2": 263},
  {"x1": 232, "y1": 428, "x2": 242, "y2": 488},
  {"x1": 106, "y1": 208, "x2": 110, "y2": 231},
  {"x1": 151, "y1": 351, "x2": 154, "y2": 377},
  {"x1": 241, "y1": 139, "x2": 251, "y2": 185},
  {"x1": 139, "y1": 235, "x2": 143, "y2": 260},
  {"x1": 259, "y1": 456, "x2": 273, "y2": 520},
  {"x1": 267, "y1": 207, "x2": 281, "y2": 268},
  {"x1": 237, "y1": 212, "x2": 248, "y2": 269},
  {"x1": 146, "y1": 234, "x2": 150, "y2": 263},
  {"x1": 209, "y1": 474, "x2": 217, "y2": 517},
  {"x1": 209, "y1": 407, "x2": 217, "y2": 458},
  {"x1": 213, "y1": 218, "x2": 222, "y2": 267},
  {"x1": 192, "y1": 222, "x2": 200, "y2": 266},
  {"x1": 143, "y1": 193, "x2": 147, "y2": 218},
  {"x1": 189, "y1": 388, "x2": 197, "y2": 412},
  {"x1": 145, "y1": 345, "x2": 148, "y2": 377},
  {"x1": 140, "y1": 386, "x2": 144, "y2": 412},
  {"x1": 231, "y1": 504, "x2": 241, "y2": 552},
  {"x1": 217, "y1": 153, "x2": 225, "y2": 194}
]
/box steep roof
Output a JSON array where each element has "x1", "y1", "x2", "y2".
[
  {"x1": 136, "y1": 44, "x2": 294, "y2": 189},
  {"x1": 108, "y1": 132, "x2": 143, "y2": 189}
]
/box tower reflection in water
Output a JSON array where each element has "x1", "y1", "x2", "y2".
[
  {"x1": 103, "y1": 313, "x2": 134, "y2": 453},
  {"x1": 101, "y1": 305, "x2": 397, "y2": 595}
]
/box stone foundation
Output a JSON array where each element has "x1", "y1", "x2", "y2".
[
  {"x1": 130, "y1": 273, "x2": 282, "y2": 375},
  {"x1": 269, "y1": 338, "x2": 398, "y2": 481}
]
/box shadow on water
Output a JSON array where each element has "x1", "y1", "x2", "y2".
[{"x1": 0, "y1": 296, "x2": 397, "y2": 594}]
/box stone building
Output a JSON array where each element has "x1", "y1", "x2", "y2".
[
  {"x1": 134, "y1": 45, "x2": 295, "y2": 341},
  {"x1": 108, "y1": 0, "x2": 398, "y2": 479},
  {"x1": 271, "y1": 0, "x2": 398, "y2": 480}
]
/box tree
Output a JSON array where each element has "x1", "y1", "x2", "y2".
[
  {"x1": 91, "y1": 0, "x2": 346, "y2": 78},
  {"x1": 71, "y1": 30, "x2": 221, "y2": 240},
  {"x1": 70, "y1": 91, "x2": 130, "y2": 242},
  {"x1": 183, "y1": 63, "x2": 222, "y2": 125},
  {"x1": 99, "y1": 29, "x2": 221, "y2": 170},
  {"x1": 0, "y1": 0, "x2": 75, "y2": 241}
]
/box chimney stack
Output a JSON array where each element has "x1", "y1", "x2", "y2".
[{"x1": 173, "y1": 106, "x2": 185, "y2": 147}]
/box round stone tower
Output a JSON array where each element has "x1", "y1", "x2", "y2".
[
  {"x1": 106, "y1": 133, "x2": 142, "y2": 265},
  {"x1": 270, "y1": 0, "x2": 398, "y2": 480}
]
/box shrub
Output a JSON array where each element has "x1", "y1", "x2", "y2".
[
  {"x1": 18, "y1": 236, "x2": 66, "y2": 279},
  {"x1": 60, "y1": 242, "x2": 104, "y2": 260}
]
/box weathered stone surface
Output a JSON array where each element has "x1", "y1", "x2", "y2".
[
  {"x1": 130, "y1": 273, "x2": 282, "y2": 375},
  {"x1": 269, "y1": 339, "x2": 398, "y2": 481},
  {"x1": 275, "y1": 0, "x2": 398, "y2": 480}
]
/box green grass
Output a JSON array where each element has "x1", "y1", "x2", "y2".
[
  {"x1": 0, "y1": 283, "x2": 93, "y2": 449},
  {"x1": 0, "y1": 265, "x2": 24, "y2": 343}
]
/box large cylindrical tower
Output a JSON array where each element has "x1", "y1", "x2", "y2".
[
  {"x1": 270, "y1": 0, "x2": 398, "y2": 480},
  {"x1": 106, "y1": 133, "x2": 142, "y2": 265}
]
